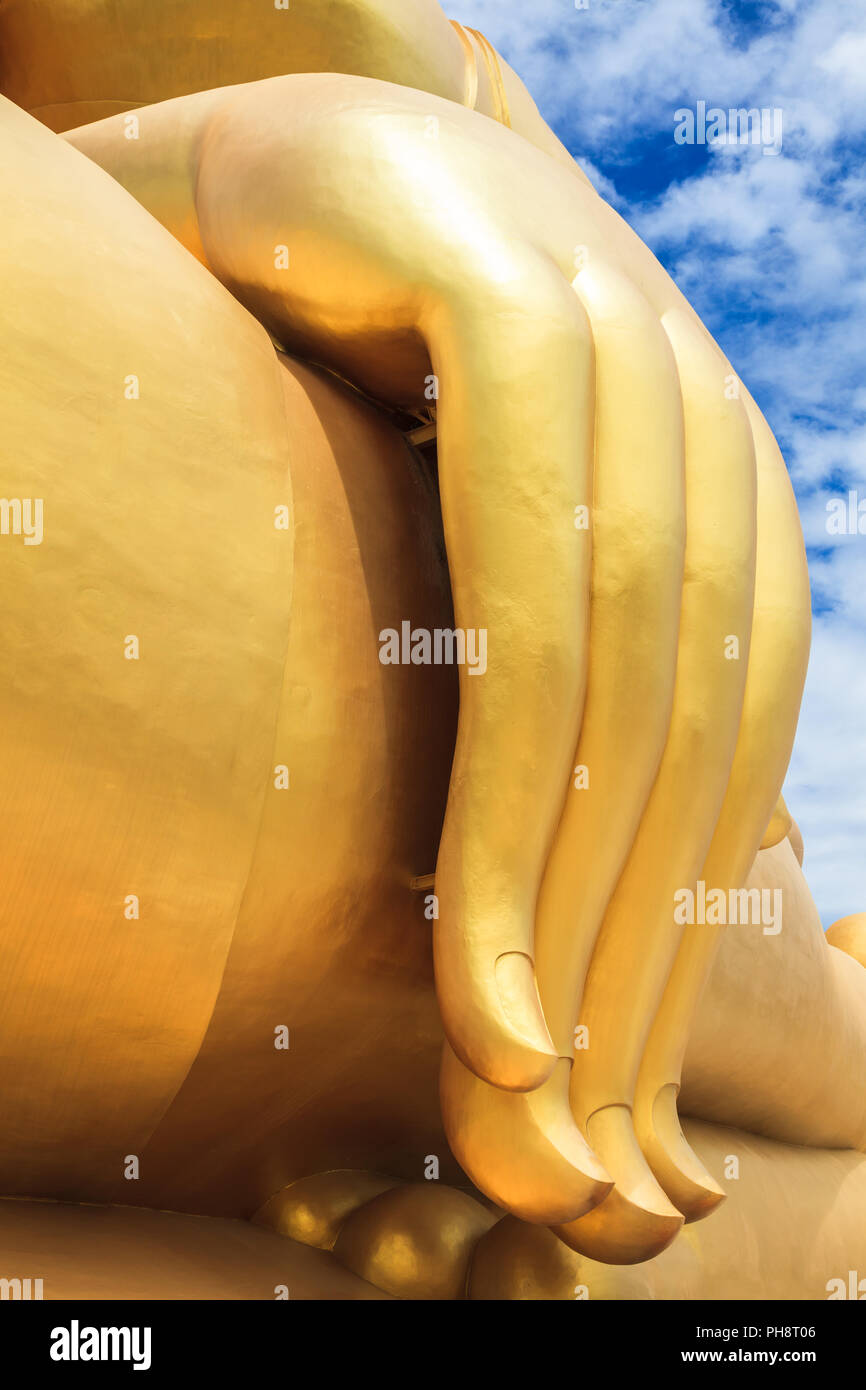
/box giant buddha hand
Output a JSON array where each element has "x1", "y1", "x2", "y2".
[
  {"x1": 63, "y1": 70, "x2": 811, "y2": 1261},
  {"x1": 0, "y1": 0, "x2": 812, "y2": 1265}
]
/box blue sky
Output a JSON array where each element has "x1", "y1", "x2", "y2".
[{"x1": 455, "y1": 0, "x2": 866, "y2": 925}]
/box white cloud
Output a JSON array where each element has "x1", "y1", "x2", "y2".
[{"x1": 786, "y1": 610, "x2": 866, "y2": 925}]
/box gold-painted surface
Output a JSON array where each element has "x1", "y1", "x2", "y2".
[
  {"x1": 64, "y1": 74, "x2": 807, "y2": 1186},
  {"x1": 332, "y1": 1183, "x2": 496, "y2": 1300},
  {"x1": 631, "y1": 387, "x2": 812, "y2": 1233},
  {"x1": 253, "y1": 1171, "x2": 402, "y2": 1251},
  {"x1": 450, "y1": 20, "x2": 480, "y2": 113},
  {"x1": 470, "y1": 1216, "x2": 588, "y2": 1301},
  {"x1": 4, "y1": 1115, "x2": 866, "y2": 1300},
  {"x1": 681, "y1": 839, "x2": 866, "y2": 1150},
  {"x1": 826, "y1": 913, "x2": 866, "y2": 970},
  {"x1": 0, "y1": 1198, "x2": 391, "y2": 1300},
  {"x1": 0, "y1": 0, "x2": 572, "y2": 168},
  {"x1": 465, "y1": 27, "x2": 512, "y2": 129},
  {"x1": 472, "y1": 1120, "x2": 866, "y2": 1300},
  {"x1": 0, "y1": 92, "x2": 294, "y2": 1203},
  {"x1": 0, "y1": 0, "x2": 862, "y2": 1287},
  {"x1": 439, "y1": 1052, "x2": 612, "y2": 1225},
  {"x1": 760, "y1": 793, "x2": 794, "y2": 849},
  {"x1": 0, "y1": 91, "x2": 457, "y2": 1212}
]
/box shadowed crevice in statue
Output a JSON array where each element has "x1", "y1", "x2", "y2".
[{"x1": 120, "y1": 355, "x2": 461, "y2": 1217}]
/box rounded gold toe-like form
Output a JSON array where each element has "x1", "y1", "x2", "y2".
[
  {"x1": 333, "y1": 1183, "x2": 497, "y2": 1301},
  {"x1": 253, "y1": 1170, "x2": 402, "y2": 1250}
]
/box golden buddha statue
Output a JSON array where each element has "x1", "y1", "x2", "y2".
[{"x1": 0, "y1": 0, "x2": 864, "y2": 1300}]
